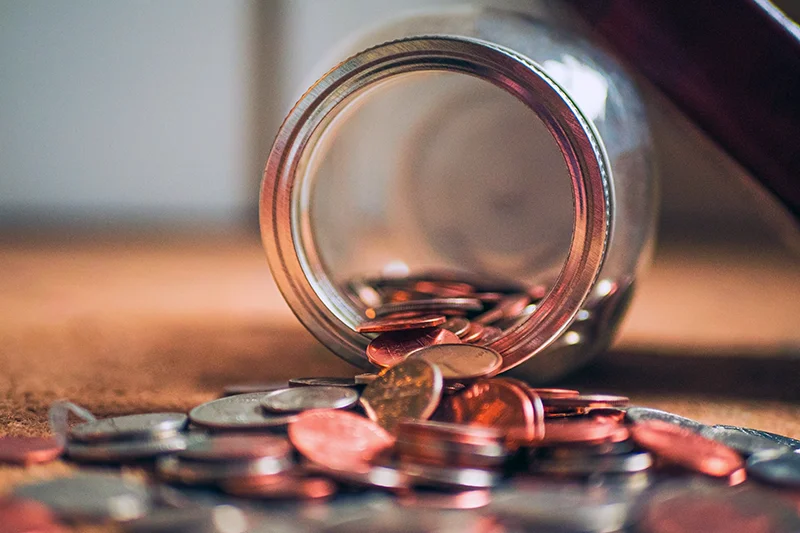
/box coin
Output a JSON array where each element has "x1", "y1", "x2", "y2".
[
  {"x1": 441, "y1": 317, "x2": 471, "y2": 337},
  {"x1": 407, "y1": 344, "x2": 502, "y2": 381},
  {"x1": 13, "y1": 473, "x2": 152, "y2": 522},
  {"x1": 542, "y1": 394, "x2": 630, "y2": 411},
  {"x1": 476, "y1": 326, "x2": 502, "y2": 345},
  {"x1": 531, "y1": 388, "x2": 580, "y2": 398},
  {"x1": 223, "y1": 382, "x2": 287, "y2": 396},
  {"x1": 366, "y1": 327, "x2": 460, "y2": 368},
  {"x1": 156, "y1": 454, "x2": 293, "y2": 485},
  {"x1": 746, "y1": 450, "x2": 800, "y2": 488},
  {"x1": 460, "y1": 322, "x2": 485, "y2": 343},
  {"x1": 530, "y1": 451, "x2": 653, "y2": 476},
  {"x1": 189, "y1": 393, "x2": 299, "y2": 430},
  {"x1": 713, "y1": 425, "x2": 800, "y2": 450},
  {"x1": 538, "y1": 420, "x2": 629, "y2": 446},
  {"x1": 367, "y1": 297, "x2": 483, "y2": 319},
  {"x1": 410, "y1": 280, "x2": 476, "y2": 298},
  {"x1": 398, "y1": 489, "x2": 491, "y2": 509},
  {"x1": 288, "y1": 410, "x2": 395, "y2": 470},
  {"x1": 260, "y1": 386, "x2": 359, "y2": 413},
  {"x1": 288, "y1": 377, "x2": 359, "y2": 388},
  {"x1": 700, "y1": 426, "x2": 792, "y2": 456},
  {"x1": 402, "y1": 463, "x2": 501, "y2": 489},
  {"x1": 307, "y1": 462, "x2": 410, "y2": 491},
  {"x1": 220, "y1": 475, "x2": 336, "y2": 500},
  {"x1": 442, "y1": 379, "x2": 536, "y2": 446},
  {"x1": 66, "y1": 434, "x2": 192, "y2": 463},
  {"x1": 360, "y1": 359, "x2": 443, "y2": 433},
  {"x1": 630, "y1": 420, "x2": 744, "y2": 478},
  {"x1": 473, "y1": 294, "x2": 530, "y2": 325},
  {"x1": 178, "y1": 434, "x2": 292, "y2": 462},
  {"x1": 69, "y1": 413, "x2": 188, "y2": 443},
  {"x1": 354, "y1": 373, "x2": 378, "y2": 385},
  {"x1": 396, "y1": 419, "x2": 507, "y2": 469},
  {"x1": 357, "y1": 315, "x2": 447, "y2": 333},
  {"x1": 625, "y1": 406, "x2": 706, "y2": 433},
  {"x1": 0, "y1": 436, "x2": 63, "y2": 465}
]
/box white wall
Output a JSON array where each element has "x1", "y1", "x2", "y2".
[{"x1": 0, "y1": 0, "x2": 259, "y2": 220}]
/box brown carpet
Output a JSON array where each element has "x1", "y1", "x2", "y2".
[{"x1": 1, "y1": 230, "x2": 798, "y2": 505}]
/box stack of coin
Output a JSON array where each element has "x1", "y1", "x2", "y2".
[
  {"x1": 156, "y1": 434, "x2": 302, "y2": 494},
  {"x1": 66, "y1": 412, "x2": 192, "y2": 463}
]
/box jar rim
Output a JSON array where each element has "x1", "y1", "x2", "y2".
[{"x1": 260, "y1": 35, "x2": 612, "y2": 373}]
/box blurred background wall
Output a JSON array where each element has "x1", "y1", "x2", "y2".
[{"x1": 1, "y1": 0, "x2": 797, "y2": 244}]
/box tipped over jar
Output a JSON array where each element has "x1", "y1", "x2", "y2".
[{"x1": 260, "y1": 7, "x2": 657, "y2": 384}]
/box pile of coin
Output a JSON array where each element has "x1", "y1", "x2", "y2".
[
  {"x1": 347, "y1": 273, "x2": 545, "y2": 368},
  {"x1": 3, "y1": 275, "x2": 800, "y2": 531}
]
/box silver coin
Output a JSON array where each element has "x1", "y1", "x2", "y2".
[
  {"x1": 189, "y1": 393, "x2": 299, "y2": 430},
  {"x1": 402, "y1": 462, "x2": 500, "y2": 489},
  {"x1": 746, "y1": 449, "x2": 800, "y2": 488},
  {"x1": 713, "y1": 424, "x2": 800, "y2": 450},
  {"x1": 13, "y1": 473, "x2": 152, "y2": 522},
  {"x1": 69, "y1": 412, "x2": 188, "y2": 443},
  {"x1": 624, "y1": 406, "x2": 706, "y2": 432},
  {"x1": 288, "y1": 377, "x2": 360, "y2": 388},
  {"x1": 530, "y1": 451, "x2": 653, "y2": 476},
  {"x1": 370, "y1": 297, "x2": 483, "y2": 318},
  {"x1": 156, "y1": 455, "x2": 293, "y2": 485},
  {"x1": 222, "y1": 382, "x2": 287, "y2": 397},
  {"x1": 260, "y1": 386, "x2": 359, "y2": 413},
  {"x1": 307, "y1": 462, "x2": 410, "y2": 491},
  {"x1": 66, "y1": 434, "x2": 195, "y2": 463},
  {"x1": 700, "y1": 425, "x2": 792, "y2": 456}
]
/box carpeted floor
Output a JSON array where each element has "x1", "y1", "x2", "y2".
[{"x1": 1, "y1": 230, "x2": 798, "y2": 503}]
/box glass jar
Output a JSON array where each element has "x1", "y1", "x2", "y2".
[{"x1": 260, "y1": 6, "x2": 657, "y2": 384}]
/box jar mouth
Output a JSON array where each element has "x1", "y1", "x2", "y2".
[{"x1": 261, "y1": 36, "x2": 611, "y2": 373}]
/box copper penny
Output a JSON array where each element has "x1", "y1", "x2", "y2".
[
  {"x1": 531, "y1": 388, "x2": 580, "y2": 398},
  {"x1": 444, "y1": 379, "x2": 536, "y2": 446},
  {"x1": 360, "y1": 359, "x2": 443, "y2": 433},
  {"x1": 442, "y1": 317, "x2": 471, "y2": 337},
  {"x1": 460, "y1": 322, "x2": 486, "y2": 343},
  {"x1": 396, "y1": 419, "x2": 504, "y2": 445},
  {"x1": 357, "y1": 315, "x2": 447, "y2": 333},
  {"x1": 367, "y1": 297, "x2": 483, "y2": 319},
  {"x1": 411, "y1": 280, "x2": 475, "y2": 298},
  {"x1": 630, "y1": 420, "x2": 744, "y2": 477},
  {"x1": 0, "y1": 436, "x2": 63, "y2": 466},
  {"x1": 494, "y1": 378, "x2": 545, "y2": 441},
  {"x1": 288, "y1": 410, "x2": 394, "y2": 470},
  {"x1": 366, "y1": 327, "x2": 460, "y2": 368},
  {"x1": 541, "y1": 394, "x2": 630, "y2": 411},
  {"x1": 220, "y1": 475, "x2": 336, "y2": 500},
  {"x1": 407, "y1": 344, "x2": 502, "y2": 382},
  {"x1": 473, "y1": 294, "x2": 530, "y2": 325},
  {"x1": 539, "y1": 420, "x2": 628, "y2": 446}
]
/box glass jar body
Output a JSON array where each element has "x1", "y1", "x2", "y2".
[{"x1": 261, "y1": 7, "x2": 657, "y2": 383}]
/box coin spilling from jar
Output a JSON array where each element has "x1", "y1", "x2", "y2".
[{"x1": 2, "y1": 273, "x2": 800, "y2": 531}]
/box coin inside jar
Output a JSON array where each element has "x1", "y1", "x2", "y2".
[
  {"x1": 366, "y1": 327, "x2": 460, "y2": 368},
  {"x1": 366, "y1": 297, "x2": 483, "y2": 319},
  {"x1": 260, "y1": 386, "x2": 359, "y2": 413},
  {"x1": 357, "y1": 315, "x2": 447, "y2": 333},
  {"x1": 407, "y1": 344, "x2": 502, "y2": 381}
]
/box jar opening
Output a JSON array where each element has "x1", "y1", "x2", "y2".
[{"x1": 262, "y1": 37, "x2": 611, "y2": 372}]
